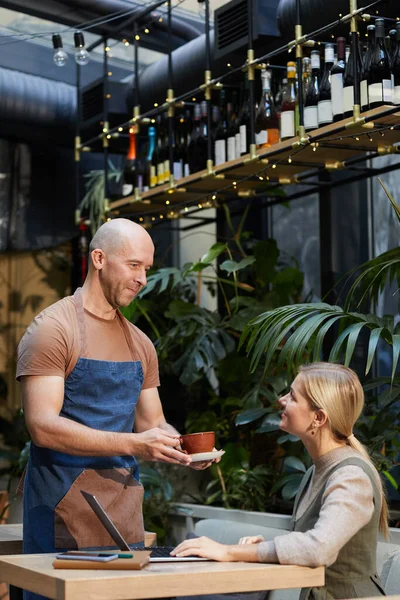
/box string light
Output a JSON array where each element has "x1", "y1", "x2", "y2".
[
  {"x1": 124, "y1": 41, "x2": 130, "y2": 46},
  {"x1": 184, "y1": 206, "x2": 188, "y2": 212},
  {"x1": 139, "y1": 217, "x2": 143, "y2": 222},
  {"x1": 259, "y1": 176, "x2": 264, "y2": 180},
  {"x1": 288, "y1": 156, "x2": 292, "y2": 163},
  {"x1": 145, "y1": 28, "x2": 150, "y2": 34},
  {"x1": 154, "y1": 103, "x2": 158, "y2": 107},
  {"x1": 272, "y1": 164, "x2": 277, "y2": 169},
  {"x1": 166, "y1": 200, "x2": 170, "y2": 205},
  {"x1": 198, "y1": 203, "x2": 203, "y2": 208},
  {"x1": 118, "y1": 127, "x2": 123, "y2": 132},
  {"x1": 151, "y1": 216, "x2": 156, "y2": 221},
  {"x1": 74, "y1": 32, "x2": 90, "y2": 66},
  {"x1": 52, "y1": 34, "x2": 68, "y2": 67},
  {"x1": 212, "y1": 194, "x2": 217, "y2": 200},
  {"x1": 160, "y1": 214, "x2": 164, "y2": 218},
  {"x1": 135, "y1": 35, "x2": 140, "y2": 41}
]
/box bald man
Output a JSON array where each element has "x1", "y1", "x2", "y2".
[{"x1": 16, "y1": 219, "x2": 205, "y2": 593}]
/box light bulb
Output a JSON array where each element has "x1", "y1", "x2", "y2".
[
  {"x1": 75, "y1": 48, "x2": 90, "y2": 66},
  {"x1": 52, "y1": 34, "x2": 68, "y2": 67},
  {"x1": 53, "y1": 48, "x2": 68, "y2": 67},
  {"x1": 74, "y1": 32, "x2": 90, "y2": 66}
]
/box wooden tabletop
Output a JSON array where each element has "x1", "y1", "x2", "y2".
[{"x1": 0, "y1": 553, "x2": 324, "y2": 600}]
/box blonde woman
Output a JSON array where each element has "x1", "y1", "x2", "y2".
[{"x1": 172, "y1": 362, "x2": 388, "y2": 599}]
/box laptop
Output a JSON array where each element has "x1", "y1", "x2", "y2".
[{"x1": 81, "y1": 490, "x2": 211, "y2": 562}]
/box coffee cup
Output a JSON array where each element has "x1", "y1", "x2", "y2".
[{"x1": 180, "y1": 431, "x2": 215, "y2": 455}]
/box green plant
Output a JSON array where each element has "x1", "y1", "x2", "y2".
[
  {"x1": 122, "y1": 205, "x2": 305, "y2": 511},
  {"x1": 240, "y1": 179, "x2": 400, "y2": 500},
  {"x1": 79, "y1": 161, "x2": 122, "y2": 235}
]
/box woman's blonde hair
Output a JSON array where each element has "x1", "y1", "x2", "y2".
[{"x1": 298, "y1": 362, "x2": 389, "y2": 539}]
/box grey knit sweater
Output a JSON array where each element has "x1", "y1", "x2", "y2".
[{"x1": 257, "y1": 446, "x2": 377, "y2": 567}]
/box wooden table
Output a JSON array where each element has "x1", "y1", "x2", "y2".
[
  {"x1": 0, "y1": 525, "x2": 23, "y2": 555},
  {"x1": 0, "y1": 553, "x2": 324, "y2": 600},
  {"x1": 0, "y1": 524, "x2": 156, "y2": 553}
]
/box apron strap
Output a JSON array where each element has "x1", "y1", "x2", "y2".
[
  {"x1": 116, "y1": 310, "x2": 138, "y2": 362},
  {"x1": 73, "y1": 287, "x2": 88, "y2": 357}
]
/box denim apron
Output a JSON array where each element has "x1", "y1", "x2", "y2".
[{"x1": 22, "y1": 288, "x2": 145, "y2": 598}]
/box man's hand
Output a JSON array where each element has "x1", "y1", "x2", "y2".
[
  {"x1": 133, "y1": 428, "x2": 192, "y2": 465},
  {"x1": 189, "y1": 446, "x2": 222, "y2": 470}
]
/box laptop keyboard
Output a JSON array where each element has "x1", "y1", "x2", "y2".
[{"x1": 142, "y1": 546, "x2": 175, "y2": 558}]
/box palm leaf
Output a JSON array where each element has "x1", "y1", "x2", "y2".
[
  {"x1": 241, "y1": 304, "x2": 398, "y2": 380},
  {"x1": 378, "y1": 177, "x2": 400, "y2": 223},
  {"x1": 138, "y1": 267, "x2": 183, "y2": 297}
]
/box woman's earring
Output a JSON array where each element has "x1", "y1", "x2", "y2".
[{"x1": 311, "y1": 422, "x2": 316, "y2": 436}]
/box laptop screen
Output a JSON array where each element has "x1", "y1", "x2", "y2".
[{"x1": 80, "y1": 490, "x2": 210, "y2": 562}]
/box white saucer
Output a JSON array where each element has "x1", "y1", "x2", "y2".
[{"x1": 189, "y1": 450, "x2": 225, "y2": 462}]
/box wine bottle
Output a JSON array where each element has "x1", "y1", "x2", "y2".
[
  {"x1": 368, "y1": 18, "x2": 393, "y2": 108},
  {"x1": 214, "y1": 90, "x2": 228, "y2": 165},
  {"x1": 331, "y1": 38, "x2": 346, "y2": 121},
  {"x1": 392, "y1": 22, "x2": 400, "y2": 105},
  {"x1": 255, "y1": 68, "x2": 280, "y2": 147},
  {"x1": 184, "y1": 109, "x2": 192, "y2": 176},
  {"x1": 238, "y1": 75, "x2": 251, "y2": 155},
  {"x1": 303, "y1": 50, "x2": 320, "y2": 131},
  {"x1": 154, "y1": 115, "x2": 165, "y2": 185},
  {"x1": 361, "y1": 25, "x2": 375, "y2": 112},
  {"x1": 233, "y1": 90, "x2": 242, "y2": 159},
  {"x1": 318, "y1": 44, "x2": 334, "y2": 126},
  {"x1": 343, "y1": 36, "x2": 362, "y2": 118},
  {"x1": 280, "y1": 62, "x2": 297, "y2": 140},
  {"x1": 150, "y1": 127, "x2": 158, "y2": 188},
  {"x1": 227, "y1": 96, "x2": 237, "y2": 161},
  {"x1": 173, "y1": 119, "x2": 182, "y2": 182},
  {"x1": 163, "y1": 115, "x2": 171, "y2": 184},
  {"x1": 275, "y1": 76, "x2": 287, "y2": 119},
  {"x1": 302, "y1": 57, "x2": 311, "y2": 98},
  {"x1": 188, "y1": 104, "x2": 206, "y2": 173},
  {"x1": 143, "y1": 126, "x2": 156, "y2": 191},
  {"x1": 388, "y1": 28, "x2": 397, "y2": 65},
  {"x1": 123, "y1": 127, "x2": 137, "y2": 195}
]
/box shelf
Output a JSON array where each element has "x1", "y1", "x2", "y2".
[{"x1": 109, "y1": 105, "x2": 400, "y2": 217}]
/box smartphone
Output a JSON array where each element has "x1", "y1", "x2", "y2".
[{"x1": 55, "y1": 552, "x2": 118, "y2": 562}]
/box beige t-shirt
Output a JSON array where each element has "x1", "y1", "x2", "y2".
[{"x1": 16, "y1": 295, "x2": 160, "y2": 389}]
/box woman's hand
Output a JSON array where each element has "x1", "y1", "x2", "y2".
[
  {"x1": 238, "y1": 535, "x2": 265, "y2": 545},
  {"x1": 171, "y1": 536, "x2": 231, "y2": 561}
]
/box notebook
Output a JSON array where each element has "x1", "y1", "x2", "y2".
[{"x1": 81, "y1": 490, "x2": 210, "y2": 562}]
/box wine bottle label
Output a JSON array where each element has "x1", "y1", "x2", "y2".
[
  {"x1": 304, "y1": 106, "x2": 318, "y2": 130},
  {"x1": 227, "y1": 136, "x2": 236, "y2": 161},
  {"x1": 394, "y1": 85, "x2": 400, "y2": 106},
  {"x1": 164, "y1": 160, "x2": 170, "y2": 181},
  {"x1": 317, "y1": 100, "x2": 333, "y2": 125},
  {"x1": 215, "y1": 139, "x2": 226, "y2": 165},
  {"x1": 368, "y1": 82, "x2": 382, "y2": 104},
  {"x1": 150, "y1": 166, "x2": 157, "y2": 188},
  {"x1": 331, "y1": 73, "x2": 343, "y2": 116},
  {"x1": 184, "y1": 163, "x2": 190, "y2": 177},
  {"x1": 173, "y1": 161, "x2": 182, "y2": 180},
  {"x1": 137, "y1": 175, "x2": 143, "y2": 192},
  {"x1": 382, "y1": 79, "x2": 392, "y2": 103},
  {"x1": 157, "y1": 163, "x2": 164, "y2": 184},
  {"x1": 343, "y1": 85, "x2": 354, "y2": 114},
  {"x1": 240, "y1": 124, "x2": 247, "y2": 154},
  {"x1": 235, "y1": 133, "x2": 241, "y2": 159},
  {"x1": 143, "y1": 185, "x2": 149, "y2": 192},
  {"x1": 280, "y1": 111, "x2": 295, "y2": 139},
  {"x1": 255, "y1": 131, "x2": 268, "y2": 145},
  {"x1": 360, "y1": 80, "x2": 368, "y2": 109},
  {"x1": 311, "y1": 53, "x2": 320, "y2": 69},
  {"x1": 122, "y1": 184, "x2": 133, "y2": 196}
]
